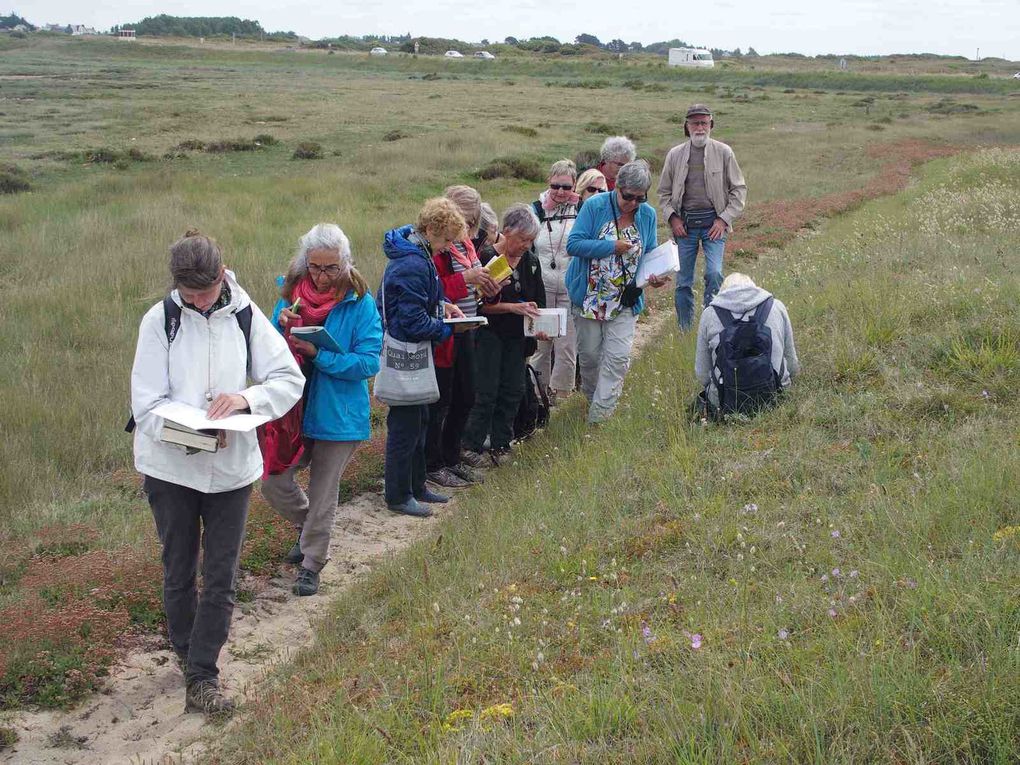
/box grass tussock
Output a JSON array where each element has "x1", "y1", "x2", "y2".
[
  {"x1": 291, "y1": 141, "x2": 323, "y2": 159},
  {"x1": 0, "y1": 163, "x2": 31, "y2": 194},
  {"x1": 475, "y1": 155, "x2": 544, "y2": 182},
  {"x1": 209, "y1": 150, "x2": 1020, "y2": 764},
  {"x1": 382, "y1": 129, "x2": 409, "y2": 142},
  {"x1": 502, "y1": 125, "x2": 539, "y2": 138},
  {"x1": 204, "y1": 137, "x2": 266, "y2": 153}
]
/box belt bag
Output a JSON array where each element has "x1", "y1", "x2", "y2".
[{"x1": 682, "y1": 208, "x2": 717, "y2": 230}]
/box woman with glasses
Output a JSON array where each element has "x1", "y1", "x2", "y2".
[
  {"x1": 530, "y1": 159, "x2": 580, "y2": 405},
  {"x1": 425, "y1": 185, "x2": 502, "y2": 489},
  {"x1": 463, "y1": 204, "x2": 548, "y2": 466},
  {"x1": 263, "y1": 224, "x2": 383, "y2": 597},
  {"x1": 575, "y1": 168, "x2": 608, "y2": 208},
  {"x1": 566, "y1": 160, "x2": 670, "y2": 424},
  {"x1": 596, "y1": 136, "x2": 637, "y2": 192}
]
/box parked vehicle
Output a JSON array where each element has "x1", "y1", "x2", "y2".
[
  {"x1": 668, "y1": 48, "x2": 715, "y2": 68},
  {"x1": 370, "y1": 47, "x2": 387, "y2": 56},
  {"x1": 474, "y1": 51, "x2": 496, "y2": 60},
  {"x1": 444, "y1": 50, "x2": 464, "y2": 58}
]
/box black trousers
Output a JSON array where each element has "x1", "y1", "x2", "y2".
[
  {"x1": 384, "y1": 404, "x2": 429, "y2": 505},
  {"x1": 144, "y1": 475, "x2": 252, "y2": 685},
  {"x1": 463, "y1": 330, "x2": 526, "y2": 452},
  {"x1": 425, "y1": 332, "x2": 477, "y2": 471}
]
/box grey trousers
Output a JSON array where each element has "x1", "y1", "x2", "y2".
[
  {"x1": 573, "y1": 307, "x2": 638, "y2": 424},
  {"x1": 261, "y1": 439, "x2": 359, "y2": 573},
  {"x1": 144, "y1": 475, "x2": 252, "y2": 685}
]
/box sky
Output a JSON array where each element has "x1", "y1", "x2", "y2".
[{"x1": 18, "y1": 0, "x2": 1020, "y2": 60}]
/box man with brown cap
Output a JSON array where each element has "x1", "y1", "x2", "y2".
[{"x1": 657, "y1": 103, "x2": 746, "y2": 330}]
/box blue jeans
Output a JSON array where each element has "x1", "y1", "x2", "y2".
[{"x1": 674, "y1": 228, "x2": 726, "y2": 330}]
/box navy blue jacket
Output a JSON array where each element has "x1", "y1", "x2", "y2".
[{"x1": 377, "y1": 225, "x2": 452, "y2": 344}]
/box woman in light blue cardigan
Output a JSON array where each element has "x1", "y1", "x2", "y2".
[{"x1": 566, "y1": 160, "x2": 670, "y2": 423}]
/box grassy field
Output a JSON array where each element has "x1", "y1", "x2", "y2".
[
  {"x1": 0, "y1": 35, "x2": 1017, "y2": 731},
  {"x1": 209, "y1": 150, "x2": 1020, "y2": 764}
]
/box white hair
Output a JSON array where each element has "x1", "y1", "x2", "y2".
[
  {"x1": 297, "y1": 223, "x2": 352, "y2": 271},
  {"x1": 721, "y1": 272, "x2": 755, "y2": 290},
  {"x1": 616, "y1": 160, "x2": 652, "y2": 192},
  {"x1": 600, "y1": 135, "x2": 637, "y2": 164},
  {"x1": 501, "y1": 203, "x2": 541, "y2": 238}
]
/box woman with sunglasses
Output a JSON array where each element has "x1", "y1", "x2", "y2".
[
  {"x1": 263, "y1": 224, "x2": 383, "y2": 597},
  {"x1": 574, "y1": 168, "x2": 608, "y2": 209},
  {"x1": 566, "y1": 160, "x2": 670, "y2": 424},
  {"x1": 530, "y1": 159, "x2": 580, "y2": 405},
  {"x1": 463, "y1": 204, "x2": 547, "y2": 466}
]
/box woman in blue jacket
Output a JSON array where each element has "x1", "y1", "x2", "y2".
[
  {"x1": 566, "y1": 160, "x2": 670, "y2": 424},
  {"x1": 262, "y1": 223, "x2": 383, "y2": 596},
  {"x1": 378, "y1": 198, "x2": 466, "y2": 518}
]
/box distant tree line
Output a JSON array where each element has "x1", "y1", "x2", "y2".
[
  {"x1": 1, "y1": 12, "x2": 34, "y2": 30},
  {"x1": 114, "y1": 15, "x2": 297, "y2": 40}
]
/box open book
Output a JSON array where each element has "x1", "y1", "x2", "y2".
[
  {"x1": 524, "y1": 308, "x2": 568, "y2": 338},
  {"x1": 485, "y1": 254, "x2": 513, "y2": 283},
  {"x1": 290, "y1": 325, "x2": 342, "y2": 353},
  {"x1": 635, "y1": 240, "x2": 680, "y2": 287},
  {"x1": 443, "y1": 316, "x2": 488, "y2": 328}
]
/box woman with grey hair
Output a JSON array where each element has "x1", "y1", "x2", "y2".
[
  {"x1": 566, "y1": 160, "x2": 671, "y2": 424},
  {"x1": 530, "y1": 158, "x2": 580, "y2": 404},
  {"x1": 596, "y1": 135, "x2": 637, "y2": 191},
  {"x1": 262, "y1": 223, "x2": 383, "y2": 596},
  {"x1": 471, "y1": 202, "x2": 499, "y2": 252},
  {"x1": 462, "y1": 204, "x2": 548, "y2": 466}
]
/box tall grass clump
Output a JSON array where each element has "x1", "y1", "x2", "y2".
[{"x1": 210, "y1": 150, "x2": 1020, "y2": 763}]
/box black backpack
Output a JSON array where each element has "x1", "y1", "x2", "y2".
[
  {"x1": 125, "y1": 296, "x2": 252, "y2": 432},
  {"x1": 711, "y1": 297, "x2": 781, "y2": 415},
  {"x1": 513, "y1": 364, "x2": 550, "y2": 441}
]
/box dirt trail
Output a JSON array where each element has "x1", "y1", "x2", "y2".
[{"x1": 2, "y1": 306, "x2": 673, "y2": 765}]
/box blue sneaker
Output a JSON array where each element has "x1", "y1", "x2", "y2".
[
  {"x1": 415, "y1": 488, "x2": 450, "y2": 504},
  {"x1": 387, "y1": 498, "x2": 434, "y2": 517}
]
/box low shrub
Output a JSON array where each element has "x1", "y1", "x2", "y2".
[
  {"x1": 205, "y1": 138, "x2": 261, "y2": 153},
  {"x1": 175, "y1": 139, "x2": 206, "y2": 151},
  {"x1": 383, "y1": 130, "x2": 408, "y2": 142},
  {"x1": 475, "y1": 156, "x2": 544, "y2": 182},
  {"x1": 292, "y1": 141, "x2": 324, "y2": 159},
  {"x1": 573, "y1": 149, "x2": 600, "y2": 172},
  {"x1": 0, "y1": 164, "x2": 30, "y2": 194},
  {"x1": 252, "y1": 133, "x2": 278, "y2": 146},
  {"x1": 926, "y1": 98, "x2": 979, "y2": 115},
  {"x1": 585, "y1": 122, "x2": 623, "y2": 135}
]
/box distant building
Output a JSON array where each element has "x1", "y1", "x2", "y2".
[
  {"x1": 46, "y1": 24, "x2": 67, "y2": 33},
  {"x1": 71, "y1": 25, "x2": 98, "y2": 36},
  {"x1": 117, "y1": 29, "x2": 136, "y2": 40}
]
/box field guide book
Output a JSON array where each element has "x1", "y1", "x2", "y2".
[
  {"x1": 289, "y1": 325, "x2": 342, "y2": 353},
  {"x1": 485, "y1": 254, "x2": 513, "y2": 283},
  {"x1": 160, "y1": 420, "x2": 219, "y2": 452},
  {"x1": 443, "y1": 316, "x2": 488, "y2": 328},
  {"x1": 635, "y1": 240, "x2": 680, "y2": 287},
  {"x1": 524, "y1": 308, "x2": 568, "y2": 338},
  {"x1": 153, "y1": 401, "x2": 271, "y2": 432}
]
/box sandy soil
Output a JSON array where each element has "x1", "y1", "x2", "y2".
[{"x1": 1, "y1": 303, "x2": 673, "y2": 765}]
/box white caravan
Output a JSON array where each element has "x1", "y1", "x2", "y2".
[{"x1": 668, "y1": 48, "x2": 715, "y2": 68}]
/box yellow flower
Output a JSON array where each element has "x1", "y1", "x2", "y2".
[
  {"x1": 441, "y1": 708, "x2": 474, "y2": 732},
  {"x1": 479, "y1": 703, "x2": 514, "y2": 722},
  {"x1": 993, "y1": 525, "x2": 1019, "y2": 542}
]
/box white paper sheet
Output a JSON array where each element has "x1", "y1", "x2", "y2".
[
  {"x1": 635, "y1": 240, "x2": 680, "y2": 287},
  {"x1": 524, "y1": 308, "x2": 568, "y2": 337},
  {"x1": 153, "y1": 401, "x2": 271, "y2": 432}
]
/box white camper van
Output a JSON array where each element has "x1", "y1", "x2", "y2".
[{"x1": 668, "y1": 48, "x2": 715, "y2": 68}]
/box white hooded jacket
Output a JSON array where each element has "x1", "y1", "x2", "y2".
[
  {"x1": 532, "y1": 192, "x2": 576, "y2": 290},
  {"x1": 130, "y1": 270, "x2": 304, "y2": 493},
  {"x1": 695, "y1": 283, "x2": 800, "y2": 407}
]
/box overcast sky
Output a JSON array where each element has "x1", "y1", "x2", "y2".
[{"x1": 21, "y1": 0, "x2": 1020, "y2": 59}]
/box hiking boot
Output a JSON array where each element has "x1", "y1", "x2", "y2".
[
  {"x1": 185, "y1": 680, "x2": 236, "y2": 717},
  {"x1": 387, "y1": 498, "x2": 433, "y2": 518},
  {"x1": 415, "y1": 488, "x2": 450, "y2": 504},
  {"x1": 292, "y1": 567, "x2": 319, "y2": 597},
  {"x1": 461, "y1": 450, "x2": 489, "y2": 469},
  {"x1": 490, "y1": 448, "x2": 513, "y2": 467},
  {"x1": 284, "y1": 536, "x2": 303, "y2": 565},
  {"x1": 449, "y1": 462, "x2": 483, "y2": 484},
  {"x1": 426, "y1": 467, "x2": 470, "y2": 488}
]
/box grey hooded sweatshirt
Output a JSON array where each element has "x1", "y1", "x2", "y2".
[{"x1": 695, "y1": 284, "x2": 800, "y2": 407}]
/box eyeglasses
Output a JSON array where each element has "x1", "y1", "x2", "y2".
[
  {"x1": 308, "y1": 264, "x2": 342, "y2": 276},
  {"x1": 548, "y1": 183, "x2": 572, "y2": 191},
  {"x1": 619, "y1": 192, "x2": 647, "y2": 203},
  {"x1": 585, "y1": 186, "x2": 606, "y2": 194}
]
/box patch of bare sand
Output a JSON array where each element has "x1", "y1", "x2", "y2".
[{"x1": 1, "y1": 303, "x2": 675, "y2": 765}]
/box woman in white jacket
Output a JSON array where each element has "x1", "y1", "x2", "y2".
[
  {"x1": 530, "y1": 159, "x2": 579, "y2": 403},
  {"x1": 130, "y1": 230, "x2": 303, "y2": 716}
]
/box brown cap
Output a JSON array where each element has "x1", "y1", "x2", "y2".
[{"x1": 686, "y1": 103, "x2": 713, "y2": 119}]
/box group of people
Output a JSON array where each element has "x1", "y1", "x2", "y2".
[{"x1": 128, "y1": 102, "x2": 798, "y2": 715}]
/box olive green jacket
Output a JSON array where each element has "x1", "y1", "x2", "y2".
[{"x1": 656, "y1": 137, "x2": 747, "y2": 229}]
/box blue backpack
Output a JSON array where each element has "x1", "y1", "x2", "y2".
[{"x1": 712, "y1": 297, "x2": 781, "y2": 415}]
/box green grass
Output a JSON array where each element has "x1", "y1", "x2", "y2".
[{"x1": 209, "y1": 151, "x2": 1020, "y2": 763}]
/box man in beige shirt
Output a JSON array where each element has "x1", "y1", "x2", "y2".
[{"x1": 656, "y1": 104, "x2": 747, "y2": 329}]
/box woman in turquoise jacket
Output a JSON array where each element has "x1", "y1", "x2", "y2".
[
  {"x1": 566, "y1": 160, "x2": 670, "y2": 423},
  {"x1": 262, "y1": 223, "x2": 383, "y2": 596}
]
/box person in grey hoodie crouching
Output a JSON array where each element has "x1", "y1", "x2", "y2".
[{"x1": 695, "y1": 272, "x2": 799, "y2": 415}]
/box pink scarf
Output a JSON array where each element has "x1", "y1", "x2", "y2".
[
  {"x1": 541, "y1": 188, "x2": 580, "y2": 211},
  {"x1": 293, "y1": 276, "x2": 341, "y2": 325}
]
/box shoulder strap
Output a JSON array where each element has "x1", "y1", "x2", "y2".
[
  {"x1": 235, "y1": 305, "x2": 253, "y2": 372},
  {"x1": 753, "y1": 297, "x2": 774, "y2": 328},
  {"x1": 712, "y1": 305, "x2": 737, "y2": 327},
  {"x1": 163, "y1": 295, "x2": 182, "y2": 345}
]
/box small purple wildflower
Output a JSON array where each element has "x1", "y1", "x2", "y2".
[
  {"x1": 827, "y1": 608, "x2": 838, "y2": 618},
  {"x1": 777, "y1": 628, "x2": 789, "y2": 640},
  {"x1": 690, "y1": 633, "x2": 703, "y2": 650},
  {"x1": 831, "y1": 530, "x2": 841, "y2": 539},
  {"x1": 832, "y1": 568, "x2": 841, "y2": 577}
]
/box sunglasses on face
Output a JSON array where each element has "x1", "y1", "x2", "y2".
[
  {"x1": 620, "y1": 192, "x2": 647, "y2": 203},
  {"x1": 548, "y1": 183, "x2": 572, "y2": 191},
  {"x1": 586, "y1": 186, "x2": 606, "y2": 194}
]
